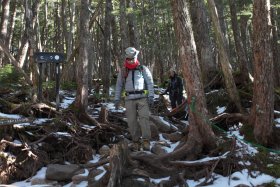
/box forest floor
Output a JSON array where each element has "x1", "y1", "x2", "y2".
[{"x1": 0, "y1": 88, "x2": 278, "y2": 187}]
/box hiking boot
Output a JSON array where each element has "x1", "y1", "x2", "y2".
[
  {"x1": 142, "y1": 139, "x2": 150, "y2": 151},
  {"x1": 129, "y1": 141, "x2": 140, "y2": 151}
]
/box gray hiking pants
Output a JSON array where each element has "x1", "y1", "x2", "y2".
[{"x1": 125, "y1": 97, "x2": 151, "y2": 142}]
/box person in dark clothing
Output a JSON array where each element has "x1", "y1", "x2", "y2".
[{"x1": 162, "y1": 69, "x2": 184, "y2": 109}]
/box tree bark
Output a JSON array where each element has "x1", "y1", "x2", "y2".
[
  {"x1": 54, "y1": 2, "x2": 63, "y2": 52},
  {"x1": 107, "y1": 142, "x2": 128, "y2": 187},
  {"x1": 271, "y1": 8, "x2": 280, "y2": 88},
  {"x1": 189, "y1": 0, "x2": 216, "y2": 86},
  {"x1": 61, "y1": 0, "x2": 68, "y2": 55},
  {"x1": 119, "y1": 0, "x2": 128, "y2": 66},
  {"x1": 74, "y1": 0, "x2": 90, "y2": 113},
  {"x1": 6, "y1": 1, "x2": 16, "y2": 53},
  {"x1": 250, "y1": 0, "x2": 274, "y2": 145},
  {"x1": 239, "y1": 13, "x2": 251, "y2": 73},
  {"x1": 111, "y1": 10, "x2": 120, "y2": 71},
  {"x1": 207, "y1": 0, "x2": 243, "y2": 113},
  {"x1": 0, "y1": 40, "x2": 33, "y2": 85},
  {"x1": 102, "y1": 0, "x2": 112, "y2": 98},
  {"x1": 0, "y1": 0, "x2": 10, "y2": 67},
  {"x1": 214, "y1": 0, "x2": 230, "y2": 54},
  {"x1": 17, "y1": 34, "x2": 29, "y2": 68},
  {"x1": 229, "y1": 0, "x2": 250, "y2": 84},
  {"x1": 127, "y1": 0, "x2": 140, "y2": 49},
  {"x1": 25, "y1": 0, "x2": 40, "y2": 102},
  {"x1": 170, "y1": 0, "x2": 216, "y2": 152},
  {"x1": 67, "y1": 0, "x2": 75, "y2": 62},
  {"x1": 17, "y1": 0, "x2": 39, "y2": 70}
]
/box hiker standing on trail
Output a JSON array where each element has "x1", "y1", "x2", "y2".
[
  {"x1": 114, "y1": 47, "x2": 154, "y2": 151},
  {"x1": 162, "y1": 69, "x2": 184, "y2": 109}
]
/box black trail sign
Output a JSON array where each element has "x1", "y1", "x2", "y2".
[{"x1": 34, "y1": 52, "x2": 65, "y2": 111}]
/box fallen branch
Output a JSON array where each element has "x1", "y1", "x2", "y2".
[
  {"x1": 0, "y1": 118, "x2": 33, "y2": 126},
  {"x1": 149, "y1": 115, "x2": 177, "y2": 133},
  {"x1": 169, "y1": 151, "x2": 229, "y2": 167},
  {"x1": 166, "y1": 100, "x2": 188, "y2": 117},
  {"x1": 0, "y1": 139, "x2": 24, "y2": 148},
  {"x1": 210, "y1": 113, "x2": 249, "y2": 127},
  {"x1": 81, "y1": 158, "x2": 109, "y2": 169}
]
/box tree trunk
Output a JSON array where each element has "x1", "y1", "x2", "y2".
[
  {"x1": 7, "y1": 1, "x2": 16, "y2": 54},
  {"x1": 271, "y1": 8, "x2": 280, "y2": 88},
  {"x1": 67, "y1": 0, "x2": 75, "y2": 62},
  {"x1": 61, "y1": 0, "x2": 76, "y2": 83},
  {"x1": 17, "y1": 0, "x2": 39, "y2": 69},
  {"x1": 229, "y1": 0, "x2": 250, "y2": 84},
  {"x1": 0, "y1": 40, "x2": 33, "y2": 85},
  {"x1": 74, "y1": 0, "x2": 90, "y2": 113},
  {"x1": 119, "y1": 0, "x2": 128, "y2": 66},
  {"x1": 127, "y1": 0, "x2": 140, "y2": 49},
  {"x1": 61, "y1": 0, "x2": 68, "y2": 55},
  {"x1": 239, "y1": 14, "x2": 251, "y2": 73},
  {"x1": 214, "y1": 0, "x2": 230, "y2": 54},
  {"x1": 250, "y1": 0, "x2": 274, "y2": 145},
  {"x1": 0, "y1": 0, "x2": 10, "y2": 67},
  {"x1": 54, "y1": 2, "x2": 63, "y2": 52},
  {"x1": 88, "y1": 37, "x2": 95, "y2": 94},
  {"x1": 189, "y1": 0, "x2": 216, "y2": 87},
  {"x1": 41, "y1": 0, "x2": 48, "y2": 51},
  {"x1": 207, "y1": 0, "x2": 243, "y2": 113},
  {"x1": 25, "y1": 0, "x2": 40, "y2": 102},
  {"x1": 111, "y1": 11, "x2": 120, "y2": 71},
  {"x1": 149, "y1": 0, "x2": 156, "y2": 71},
  {"x1": 102, "y1": 0, "x2": 112, "y2": 98},
  {"x1": 170, "y1": 0, "x2": 216, "y2": 152}
]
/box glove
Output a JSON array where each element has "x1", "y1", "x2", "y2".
[
  {"x1": 114, "y1": 100, "x2": 120, "y2": 110},
  {"x1": 148, "y1": 96, "x2": 154, "y2": 108}
]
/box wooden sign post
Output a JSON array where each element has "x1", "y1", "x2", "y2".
[{"x1": 34, "y1": 52, "x2": 65, "y2": 111}]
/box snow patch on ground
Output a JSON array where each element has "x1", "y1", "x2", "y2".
[
  {"x1": 216, "y1": 106, "x2": 226, "y2": 114},
  {"x1": 7, "y1": 93, "x2": 280, "y2": 187}
]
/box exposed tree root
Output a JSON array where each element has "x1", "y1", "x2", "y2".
[
  {"x1": 210, "y1": 112, "x2": 249, "y2": 130},
  {"x1": 1, "y1": 89, "x2": 279, "y2": 186},
  {"x1": 0, "y1": 139, "x2": 48, "y2": 184}
]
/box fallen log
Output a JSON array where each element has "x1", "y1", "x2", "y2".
[
  {"x1": 209, "y1": 112, "x2": 249, "y2": 129},
  {"x1": 169, "y1": 151, "x2": 230, "y2": 167},
  {"x1": 0, "y1": 98, "x2": 60, "y2": 118},
  {"x1": 149, "y1": 115, "x2": 178, "y2": 133},
  {"x1": 166, "y1": 100, "x2": 188, "y2": 118},
  {"x1": 0, "y1": 118, "x2": 33, "y2": 126},
  {"x1": 81, "y1": 158, "x2": 109, "y2": 169}
]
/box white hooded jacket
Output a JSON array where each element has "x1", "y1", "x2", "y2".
[{"x1": 114, "y1": 65, "x2": 154, "y2": 101}]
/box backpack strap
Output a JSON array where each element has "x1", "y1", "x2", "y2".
[
  {"x1": 136, "y1": 65, "x2": 144, "y2": 71},
  {"x1": 122, "y1": 65, "x2": 145, "y2": 89}
]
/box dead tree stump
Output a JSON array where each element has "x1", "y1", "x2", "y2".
[{"x1": 107, "y1": 141, "x2": 129, "y2": 187}]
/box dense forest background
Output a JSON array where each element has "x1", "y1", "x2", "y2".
[{"x1": 1, "y1": 0, "x2": 280, "y2": 186}]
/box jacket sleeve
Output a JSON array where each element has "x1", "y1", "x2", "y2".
[
  {"x1": 114, "y1": 70, "x2": 124, "y2": 101},
  {"x1": 142, "y1": 66, "x2": 154, "y2": 98}
]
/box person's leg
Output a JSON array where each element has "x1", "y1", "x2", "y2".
[
  {"x1": 125, "y1": 99, "x2": 141, "y2": 142},
  {"x1": 177, "y1": 94, "x2": 183, "y2": 106},
  {"x1": 170, "y1": 95, "x2": 176, "y2": 109},
  {"x1": 137, "y1": 98, "x2": 151, "y2": 140}
]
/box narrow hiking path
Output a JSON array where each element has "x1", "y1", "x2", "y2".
[{"x1": 0, "y1": 88, "x2": 279, "y2": 186}]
